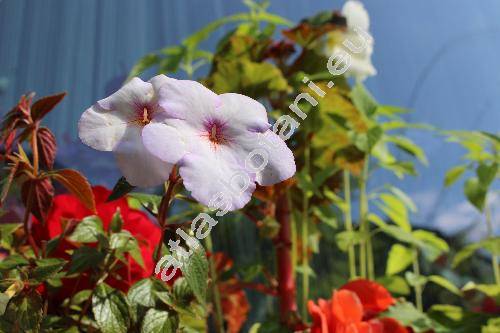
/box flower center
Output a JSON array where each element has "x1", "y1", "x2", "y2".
[
  {"x1": 141, "y1": 107, "x2": 152, "y2": 125},
  {"x1": 204, "y1": 120, "x2": 227, "y2": 145}
]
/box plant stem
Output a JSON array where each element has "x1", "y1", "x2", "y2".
[
  {"x1": 205, "y1": 234, "x2": 225, "y2": 333},
  {"x1": 153, "y1": 167, "x2": 178, "y2": 263},
  {"x1": 343, "y1": 170, "x2": 356, "y2": 279},
  {"x1": 412, "y1": 246, "x2": 423, "y2": 312},
  {"x1": 22, "y1": 185, "x2": 39, "y2": 257},
  {"x1": 301, "y1": 136, "x2": 311, "y2": 320},
  {"x1": 31, "y1": 125, "x2": 39, "y2": 175},
  {"x1": 275, "y1": 192, "x2": 297, "y2": 325},
  {"x1": 485, "y1": 205, "x2": 500, "y2": 285},
  {"x1": 359, "y1": 158, "x2": 369, "y2": 279}
]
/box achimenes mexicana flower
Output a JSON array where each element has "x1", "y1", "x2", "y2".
[
  {"x1": 142, "y1": 78, "x2": 296, "y2": 211},
  {"x1": 323, "y1": 0, "x2": 377, "y2": 81},
  {"x1": 78, "y1": 76, "x2": 173, "y2": 187}
]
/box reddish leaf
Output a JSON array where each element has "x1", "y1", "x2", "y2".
[
  {"x1": 21, "y1": 178, "x2": 54, "y2": 222},
  {"x1": 36, "y1": 127, "x2": 57, "y2": 169},
  {"x1": 50, "y1": 169, "x2": 96, "y2": 213},
  {"x1": 31, "y1": 92, "x2": 66, "y2": 121}
]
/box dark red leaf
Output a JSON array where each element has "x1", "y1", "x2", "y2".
[
  {"x1": 21, "y1": 178, "x2": 54, "y2": 222},
  {"x1": 50, "y1": 169, "x2": 96, "y2": 212},
  {"x1": 36, "y1": 127, "x2": 57, "y2": 169},
  {"x1": 31, "y1": 92, "x2": 66, "y2": 122}
]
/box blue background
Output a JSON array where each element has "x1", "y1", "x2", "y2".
[{"x1": 0, "y1": 0, "x2": 498, "y2": 238}]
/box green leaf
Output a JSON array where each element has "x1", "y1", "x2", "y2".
[
  {"x1": 177, "y1": 241, "x2": 208, "y2": 305},
  {"x1": 405, "y1": 271, "x2": 428, "y2": 288},
  {"x1": 68, "y1": 216, "x2": 104, "y2": 243},
  {"x1": 335, "y1": 231, "x2": 367, "y2": 252},
  {"x1": 110, "y1": 231, "x2": 145, "y2": 269},
  {"x1": 128, "y1": 278, "x2": 167, "y2": 320},
  {"x1": 68, "y1": 246, "x2": 105, "y2": 274},
  {"x1": 380, "y1": 301, "x2": 444, "y2": 333},
  {"x1": 385, "y1": 135, "x2": 428, "y2": 165},
  {"x1": 377, "y1": 275, "x2": 411, "y2": 295},
  {"x1": 31, "y1": 258, "x2": 67, "y2": 283},
  {"x1": 109, "y1": 208, "x2": 123, "y2": 233},
  {"x1": 128, "y1": 53, "x2": 161, "y2": 79},
  {"x1": 312, "y1": 205, "x2": 338, "y2": 229},
  {"x1": 453, "y1": 237, "x2": 500, "y2": 268},
  {"x1": 476, "y1": 162, "x2": 498, "y2": 188},
  {"x1": 482, "y1": 317, "x2": 500, "y2": 333},
  {"x1": 0, "y1": 254, "x2": 29, "y2": 271},
  {"x1": 464, "y1": 177, "x2": 487, "y2": 211},
  {"x1": 386, "y1": 186, "x2": 417, "y2": 213},
  {"x1": 141, "y1": 309, "x2": 179, "y2": 333},
  {"x1": 92, "y1": 283, "x2": 131, "y2": 333},
  {"x1": 428, "y1": 275, "x2": 462, "y2": 296},
  {"x1": 462, "y1": 282, "x2": 500, "y2": 298},
  {"x1": 444, "y1": 165, "x2": 468, "y2": 187},
  {"x1": 377, "y1": 193, "x2": 411, "y2": 232},
  {"x1": 413, "y1": 230, "x2": 449, "y2": 262},
  {"x1": 107, "y1": 177, "x2": 136, "y2": 202},
  {"x1": 386, "y1": 244, "x2": 413, "y2": 275},
  {"x1": 427, "y1": 304, "x2": 490, "y2": 333},
  {"x1": 0, "y1": 223, "x2": 21, "y2": 249},
  {"x1": 2, "y1": 290, "x2": 43, "y2": 332},
  {"x1": 351, "y1": 83, "x2": 378, "y2": 117},
  {"x1": 128, "y1": 193, "x2": 162, "y2": 215}
]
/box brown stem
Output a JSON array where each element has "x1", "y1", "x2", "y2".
[
  {"x1": 22, "y1": 185, "x2": 40, "y2": 257},
  {"x1": 274, "y1": 192, "x2": 297, "y2": 325},
  {"x1": 153, "y1": 167, "x2": 178, "y2": 264},
  {"x1": 31, "y1": 125, "x2": 39, "y2": 176}
]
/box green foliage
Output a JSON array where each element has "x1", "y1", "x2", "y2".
[
  {"x1": 92, "y1": 283, "x2": 131, "y2": 333},
  {"x1": 68, "y1": 215, "x2": 104, "y2": 243},
  {"x1": 177, "y1": 241, "x2": 209, "y2": 305}
]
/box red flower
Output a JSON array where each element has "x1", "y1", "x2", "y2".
[
  {"x1": 308, "y1": 279, "x2": 407, "y2": 333},
  {"x1": 32, "y1": 186, "x2": 161, "y2": 297}
]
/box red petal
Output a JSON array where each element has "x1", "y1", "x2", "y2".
[
  {"x1": 332, "y1": 290, "x2": 364, "y2": 324},
  {"x1": 308, "y1": 300, "x2": 329, "y2": 333},
  {"x1": 378, "y1": 317, "x2": 409, "y2": 333},
  {"x1": 341, "y1": 279, "x2": 395, "y2": 316}
]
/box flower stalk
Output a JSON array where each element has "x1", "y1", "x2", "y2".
[
  {"x1": 343, "y1": 170, "x2": 356, "y2": 279},
  {"x1": 412, "y1": 246, "x2": 423, "y2": 312},
  {"x1": 485, "y1": 205, "x2": 500, "y2": 285},
  {"x1": 205, "y1": 234, "x2": 225, "y2": 333},
  {"x1": 275, "y1": 192, "x2": 298, "y2": 325}
]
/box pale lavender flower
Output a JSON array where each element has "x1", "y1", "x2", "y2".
[
  {"x1": 142, "y1": 78, "x2": 296, "y2": 211},
  {"x1": 78, "y1": 76, "x2": 173, "y2": 187}
]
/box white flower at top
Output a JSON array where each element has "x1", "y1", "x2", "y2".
[
  {"x1": 324, "y1": 0, "x2": 377, "y2": 81},
  {"x1": 142, "y1": 77, "x2": 296, "y2": 211},
  {"x1": 78, "y1": 76, "x2": 173, "y2": 187}
]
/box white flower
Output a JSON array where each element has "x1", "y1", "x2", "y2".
[
  {"x1": 78, "y1": 76, "x2": 173, "y2": 187},
  {"x1": 324, "y1": 0, "x2": 377, "y2": 81},
  {"x1": 142, "y1": 78, "x2": 296, "y2": 211}
]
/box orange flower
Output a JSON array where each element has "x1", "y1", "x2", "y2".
[{"x1": 308, "y1": 279, "x2": 407, "y2": 333}]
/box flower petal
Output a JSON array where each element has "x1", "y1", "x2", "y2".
[
  {"x1": 142, "y1": 121, "x2": 191, "y2": 164},
  {"x1": 233, "y1": 130, "x2": 296, "y2": 186},
  {"x1": 98, "y1": 77, "x2": 155, "y2": 113},
  {"x1": 113, "y1": 126, "x2": 173, "y2": 187},
  {"x1": 78, "y1": 104, "x2": 130, "y2": 151},
  {"x1": 308, "y1": 300, "x2": 330, "y2": 333},
  {"x1": 178, "y1": 141, "x2": 255, "y2": 211},
  {"x1": 340, "y1": 279, "x2": 395, "y2": 317},
  {"x1": 156, "y1": 78, "x2": 221, "y2": 127},
  {"x1": 332, "y1": 290, "x2": 364, "y2": 324},
  {"x1": 342, "y1": 0, "x2": 370, "y2": 31},
  {"x1": 218, "y1": 93, "x2": 270, "y2": 132}
]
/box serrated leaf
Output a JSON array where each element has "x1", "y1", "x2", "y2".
[
  {"x1": 386, "y1": 244, "x2": 413, "y2": 275},
  {"x1": 68, "y1": 216, "x2": 104, "y2": 243},
  {"x1": 110, "y1": 231, "x2": 145, "y2": 269},
  {"x1": 49, "y1": 169, "x2": 96, "y2": 212},
  {"x1": 128, "y1": 193, "x2": 162, "y2": 215},
  {"x1": 68, "y1": 246, "x2": 105, "y2": 274},
  {"x1": 444, "y1": 164, "x2": 468, "y2": 187},
  {"x1": 92, "y1": 283, "x2": 131, "y2": 333},
  {"x1": 2, "y1": 290, "x2": 43, "y2": 332},
  {"x1": 21, "y1": 177, "x2": 54, "y2": 222},
  {"x1": 127, "y1": 278, "x2": 168, "y2": 320},
  {"x1": 141, "y1": 309, "x2": 179, "y2": 333},
  {"x1": 0, "y1": 254, "x2": 29, "y2": 271},
  {"x1": 177, "y1": 240, "x2": 208, "y2": 305},
  {"x1": 36, "y1": 127, "x2": 57, "y2": 169},
  {"x1": 31, "y1": 258, "x2": 67, "y2": 283}
]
